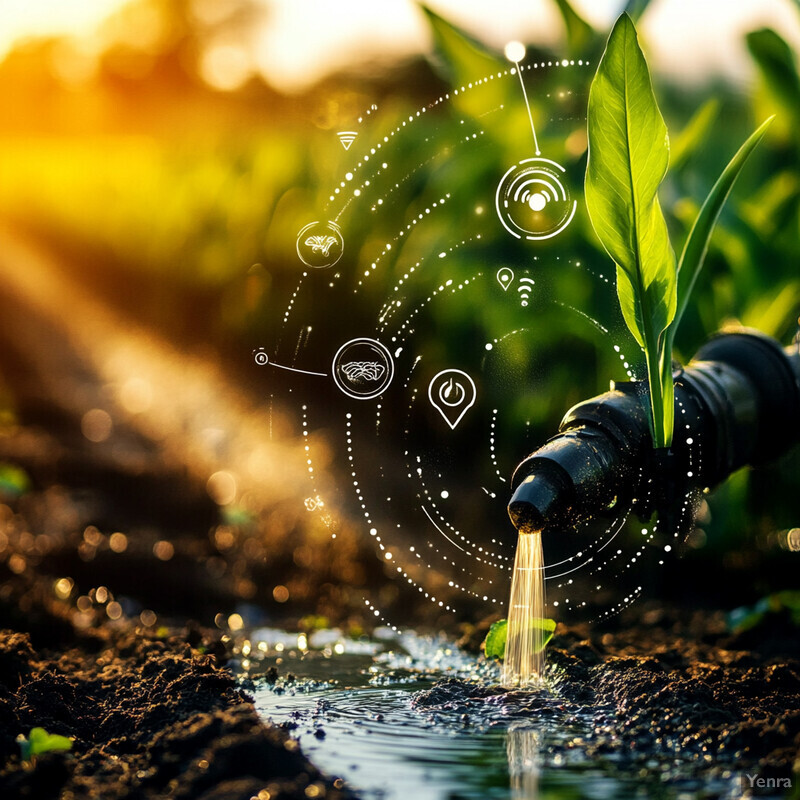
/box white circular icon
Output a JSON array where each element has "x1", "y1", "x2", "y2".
[
  {"x1": 496, "y1": 157, "x2": 577, "y2": 241},
  {"x1": 296, "y1": 220, "x2": 344, "y2": 269},
  {"x1": 332, "y1": 338, "x2": 394, "y2": 400}
]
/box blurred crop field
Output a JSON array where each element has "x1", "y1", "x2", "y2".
[{"x1": 0, "y1": 0, "x2": 799, "y2": 608}]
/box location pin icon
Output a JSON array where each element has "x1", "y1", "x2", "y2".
[
  {"x1": 497, "y1": 267, "x2": 514, "y2": 291},
  {"x1": 428, "y1": 369, "x2": 477, "y2": 430}
]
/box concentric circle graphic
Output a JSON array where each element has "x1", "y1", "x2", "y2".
[
  {"x1": 496, "y1": 157, "x2": 577, "y2": 241},
  {"x1": 257, "y1": 57, "x2": 702, "y2": 628}
]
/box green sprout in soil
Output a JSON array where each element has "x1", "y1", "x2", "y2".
[
  {"x1": 483, "y1": 618, "x2": 557, "y2": 661},
  {"x1": 585, "y1": 13, "x2": 772, "y2": 449},
  {"x1": 16, "y1": 727, "x2": 72, "y2": 764},
  {"x1": 728, "y1": 591, "x2": 800, "y2": 633}
]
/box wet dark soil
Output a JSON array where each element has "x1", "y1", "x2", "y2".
[
  {"x1": 0, "y1": 624, "x2": 352, "y2": 800},
  {"x1": 448, "y1": 605, "x2": 800, "y2": 789},
  {"x1": 0, "y1": 420, "x2": 797, "y2": 796}
]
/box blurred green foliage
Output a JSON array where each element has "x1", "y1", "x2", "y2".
[
  {"x1": 0, "y1": 0, "x2": 798, "y2": 575},
  {"x1": 727, "y1": 590, "x2": 800, "y2": 633}
]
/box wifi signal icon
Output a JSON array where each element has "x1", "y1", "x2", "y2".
[
  {"x1": 337, "y1": 131, "x2": 357, "y2": 151},
  {"x1": 517, "y1": 277, "x2": 535, "y2": 307},
  {"x1": 520, "y1": 188, "x2": 550, "y2": 212}
]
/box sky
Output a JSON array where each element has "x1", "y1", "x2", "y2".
[{"x1": 2, "y1": 0, "x2": 800, "y2": 92}]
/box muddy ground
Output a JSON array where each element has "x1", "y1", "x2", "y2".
[
  {"x1": 1, "y1": 475, "x2": 798, "y2": 799},
  {"x1": 456, "y1": 607, "x2": 800, "y2": 791}
]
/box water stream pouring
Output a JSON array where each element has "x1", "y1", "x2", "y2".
[{"x1": 508, "y1": 329, "x2": 800, "y2": 536}]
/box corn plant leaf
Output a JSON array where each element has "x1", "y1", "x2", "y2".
[
  {"x1": 553, "y1": 0, "x2": 596, "y2": 56},
  {"x1": 746, "y1": 29, "x2": 800, "y2": 127},
  {"x1": 667, "y1": 117, "x2": 773, "y2": 349},
  {"x1": 419, "y1": 5, "x2": 516, "y2": 126},
  {"x1": 585, "y1": 13, "x2": 676, "y2": 446},
  {"x1": 742, "y1": 279, "x2": 800, "y2": 338},
  {"x1": 483, "y1": 617, "x2": 556, "y2": 660},
  {"x1": 670, "y1": 99, "x2": 720, "y2": 173},
  {"x1": 420, "y1": 5, "x2": 504, "y2": 88}
]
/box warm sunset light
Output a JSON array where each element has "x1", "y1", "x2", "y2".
[{"x1": 0, "y1": 0, "x2": 128, "y2": 59}]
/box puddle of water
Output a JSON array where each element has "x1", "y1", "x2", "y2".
[{"x1": 244, "y1": 631, "x2": 744, "y2": 800}]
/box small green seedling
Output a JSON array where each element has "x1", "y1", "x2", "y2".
[
  {"x1": 483, "y1": 617, "x2": 557, "y2": 660},
  {"x1": 16, "y1": 727, "x2": 72, "y2": 764},
  {"x1": 727, "y1": 591, "x2": 800, "y2": 633}
]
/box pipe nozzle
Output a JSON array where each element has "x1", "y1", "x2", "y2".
[{"x1": 506, "y1": 330, "x2": 800, "y2": 540}]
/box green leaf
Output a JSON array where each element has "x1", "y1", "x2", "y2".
[
  {"x1": 667, "y1": 117, "x2": 773, "y2": 350},
  {"x1": 553, "y1": 0, "x2": 596, "y2": 56},
  {"x1": 669, "y1": 99, "x2": 720, "y2": 172},
  {"x1": 483, "y1": 617, "x2": 556, "y2": 660},
  {"x1": 746, "y1": 29, "x2": 800, "y2": 127},
  {"x1": 17, "y1": 727, "x2": 72, "y2": 762},
  {"x1": 484, "y1": 619, "x2": 507, "y2": 659},
  {"x1": 419, "y1": 5, "x2": 514, "y2": 125},
  {"x1": 741, "y1": 280, "x2": 800, "y2": 338},
  {"x1": 727, "y1": 592, "x2": 800, "y2": 633},
  {"x1": 585, "y1": 13, "x2": 677, "y2": 447},
  {"x1": 420, "y1": 5, "x2": 504, "y2": 88}
]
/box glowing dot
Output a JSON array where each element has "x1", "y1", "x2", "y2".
[
  {"x1": 207, "y1": 471, "x2": 237, "y2": 505},
  {"x1": 528, "y1": 192, "x2": 546, "y2": 211},
  {"x1": 485, "y1": 343, "x2": 493, "y2": 350},
  {"x1": 345, "y1": 172, "x2": 353, "y2": 181},
  {"x1": 81, "y1": 408, "x2": 113, "y2": 443},
  {"x1": 140, "y1": 610, "x2": 157, "y2": 626},
  {"x1": 273, "y1": 585, "x2": 289, "y2": 603},
  {"x1": 441, "y1": 490, "x2": 449, "y2": 499},
  {"x1": 153, "y1": 540, "x2": 174, "y2": 561},
  {"x1": 505, "y1": 41, "x2": 526, "y2": 63}
]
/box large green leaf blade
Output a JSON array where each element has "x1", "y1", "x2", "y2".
[
  {"x1": 585, "y1": 13, "x2": 676, "y2": 445},
  {"x1": 668, "y1": 117, "x2": 773, "y2": 347}
]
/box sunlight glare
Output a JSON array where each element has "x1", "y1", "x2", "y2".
[{"x1": 0, "y1": 0, "x2": 128, "y2": 61}]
